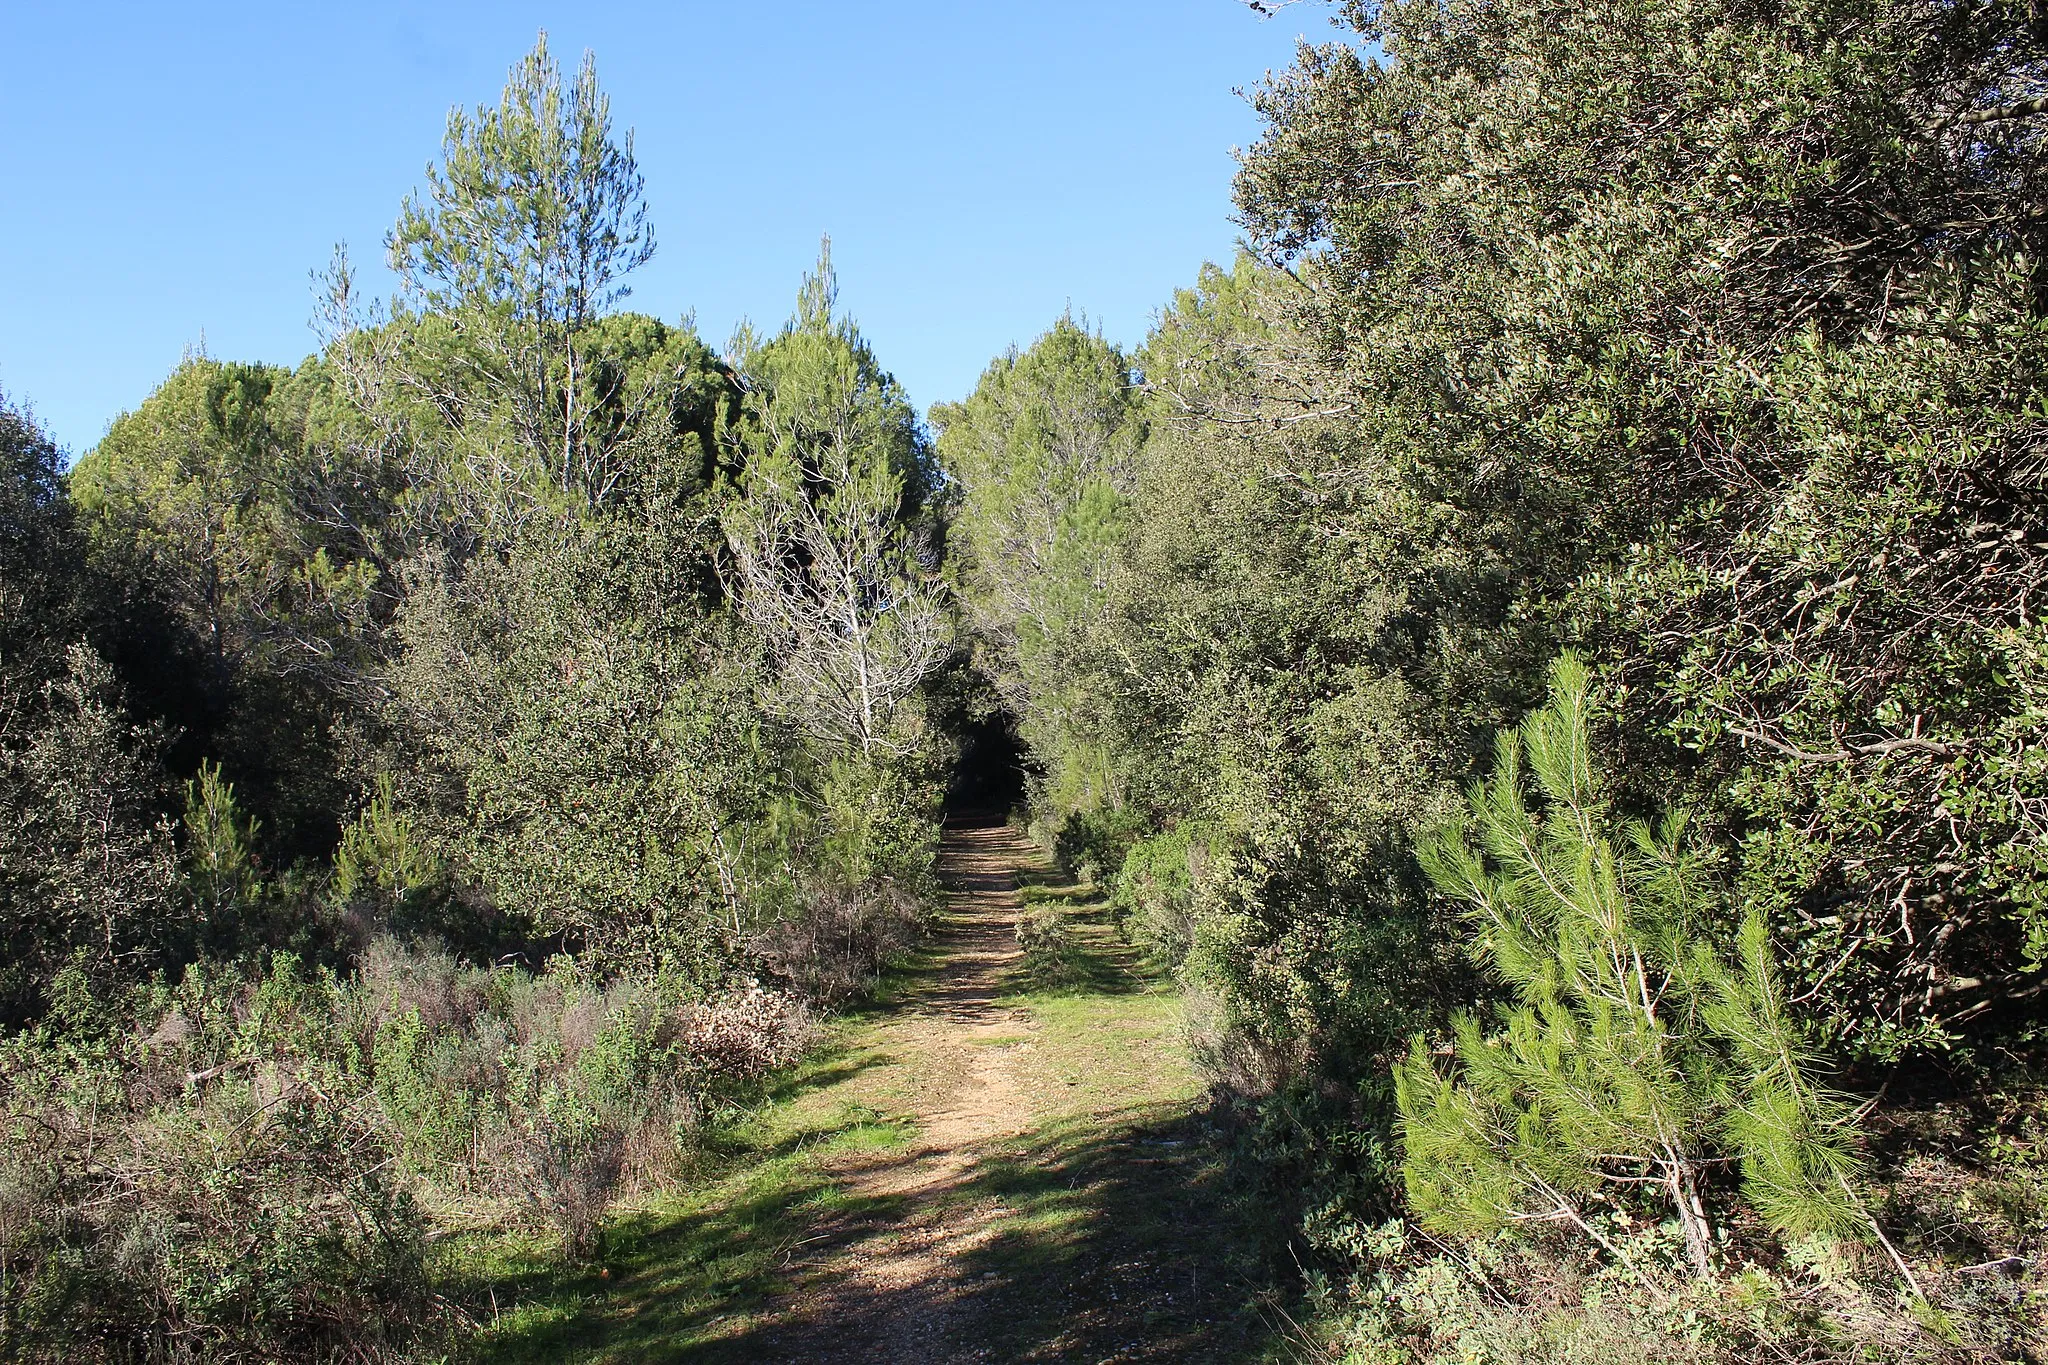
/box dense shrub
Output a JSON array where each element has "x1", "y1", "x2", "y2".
[
  {"x1": 1111, "y1": 823, "x2": 1218, "y2": 969},
  {"x1": 0, "y1": 945, "x2": 816, "y2": 1359},
  {"x1": 1051, "y1": 805, "x2": 1146, "y2": 887},
  {"x1": 0, "y1": 961, "x2": 435, "y2": 1363},
  {"x1": 1015, "y1": 892, "x2": 1086, "y2": 988},
  {"x1": 741, "y1": 752, "x2": 942, "y2": 1005},
  {"x1": 751, "y1": 879, "x2": 928, "y2": 1006}
]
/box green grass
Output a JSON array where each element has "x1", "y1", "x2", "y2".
[
  {"x1": 944, "y1": 863, "x2": 1285, "y2": 1360},
  {"x1": 442, "y1": 1037, "x2": 916, "y2": 1362},
  {"x1": 449, "y1": 838, "x2": 1285, "y2": 1363},
  {"x1": 1009, "y1": 866, "x2": 1163, "y2": 999}
]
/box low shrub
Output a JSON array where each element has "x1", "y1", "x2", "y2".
[
  {"x1": 680, "y1": 982, "x2": 817, "y2": 1088},
  {"x1": 1303, "y1": 1046, "x2": 2048, "y2": 1363},
  {"x1": 1111, "y1": 823, "x2": 1216, "y2": 969},
  {"x1": 490, "y1": 970, "x2": 812, "y2": 1255},
  {"x1": 751, "y1": 879, "x2": 927, "y2": 1006},
  {"x1": 0, "y1": 959, "x2": 437, "y2": 1364},
  {"x1": 359, "y1": 946, "x2": 813, "y2": 1251},
  {"x1": 1308, "y1": 1219, "x2": 2044, "y2": 1365},
  {"x1": 0, "y1": 945, "x2": 819, "y2": 1359},
  {"x1": 1015, "y1": 898, "x2": 1085, "y2": 988}
]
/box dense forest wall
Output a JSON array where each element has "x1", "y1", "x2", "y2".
[{"x1": 937, "y1": 0, "x2": 2047, "y2": 1356}]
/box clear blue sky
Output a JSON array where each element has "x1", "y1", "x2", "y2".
[{"x1": 0, "y1": 1, "x2": 1333, "y2": 456}]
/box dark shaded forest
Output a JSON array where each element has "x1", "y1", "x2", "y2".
[{"x1": 4, "y1": 2, "x2": 2047, "y2": 1359}]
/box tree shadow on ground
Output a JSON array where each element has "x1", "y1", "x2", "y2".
[
  {"x1": 459, "y1": 1082, "x2": 1283, "y2": 1365},
  {"x1": 459, "y1": 827, "x2": 1291, "y2": 1364},
  {"x1": 446, "y1": 1040, "x2": 909, "y2": 1363},
  {"x1": 691, "y1": 1104, "x2": 1286, "y2": 1364},
  {"x1": 682, "y1": 847, "x2": 1284, "y2": 1363},
  {"x1": 1006, "y1": 862, "x2": 1156, "y2": 1001}
]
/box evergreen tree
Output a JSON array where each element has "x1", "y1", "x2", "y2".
[
  {"x1": 1234, "y1": 0, "x2": 2048, "y2": 1054},
  {"x1": 363, "y1": 509, "x2": 765, "y2": 976},
  {"x1": 319, "y1": 32, "x2": 718, "y2": 546},
  {"x1": 1398, "y1": 655, "x2": 1862, "y2": 1275},
  {"x1": 0, "y1": 646, "x2": 181, "y2": 1023},
  {"x1": 69, "y1": 358, "x2": 372, "y2": 859},
  {"x1": 0, "y1": 390, "x2": 87, "y2": 672},
  {"x1": 932, "y1": 314, "x2": 1143, "y2": 814},
  {"x1": 386, "y1": 31, "x2": 654, "y2": 510},
  {"x1": 1077, "y1": 259, "x2": 1464, "y2": 1092},
  {"x1": 720, "y1": 242, "x2": 949, "y2": 759}
]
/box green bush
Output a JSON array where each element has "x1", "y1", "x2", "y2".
[
  {"x1": 1111, "y1": 822, "x2": 1218, "y2": 969},
  {"x1": 0, "y1": 959, "x2": 436, "y2": 1363},
  {"x1": 1052, "y1": 805, "x2": 1146, "y2": 886},
  {"x1": 812, "y1": 753, "x2": 943, "y2": 896},
  {"x1": 739, "y1": 751, "x2": 942, "y2": 1005},
  {"x1": 1400, "y1": 657, "x2": 1864, "y2": 1276}
]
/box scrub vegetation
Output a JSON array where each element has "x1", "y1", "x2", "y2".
[{"x1": 5, "y1": 3, "x2": 2048, "y2": 1358}]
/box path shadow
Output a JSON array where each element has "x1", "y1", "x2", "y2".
[
  {"x1": 1005, "y1": 864, "x2": 1153, "y2": 1001},
  {"x1": 680, "y1": 828, "x2": 1280, "y2": 1364},
  {"x1": 468, "y1": 1170, "x2": 918, "y2": 1363},
  {"x1": 690, "y1": 1103, "x2": 1279, "y2": 1364},
  {"x1": 464, "y1": 823, "x2": 1285, "y2": 1365}
]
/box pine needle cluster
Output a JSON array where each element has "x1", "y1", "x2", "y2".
[{"x1": 1398, "y1": 655, "x2": 1864, "y2": 1276}]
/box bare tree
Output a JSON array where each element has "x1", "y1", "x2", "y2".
[{"x1": 720, "y1": 244, "x2": 950, "y2": 757}]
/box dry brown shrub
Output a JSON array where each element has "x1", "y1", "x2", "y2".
[
  {"x1": 750, "y1": 879, "x2": 926, "y2": 1006},
  {"x1": 680, "y1": 983, "x2": 815, "y2": 1086}
]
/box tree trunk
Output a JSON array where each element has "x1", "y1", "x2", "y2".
[{"x1": 1670, "y1": 1159, "x2": 1716, "y2": 1276}]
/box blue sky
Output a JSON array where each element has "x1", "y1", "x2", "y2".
[{"x1": 0, "y1": 1, "x2": 1334, "y2": 456}]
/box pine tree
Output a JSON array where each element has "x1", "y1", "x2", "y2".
[
  {"x1": 931, "y1": 313, "x2": 1143, "y2": 817},
  {"x1": 319, "y1": 31, "x2": 694, "y2": 534},
  {"x1": 1397, "y1": 655, "x2": 1863, "y2": 1276},
  {"x1": 719, "y1": 241, "x2": 949, "y2": 759}
]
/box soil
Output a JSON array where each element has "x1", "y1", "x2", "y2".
[
  {"x1": 473, "y1": 820, "x2": 1281, "y2": 1364},
  {"x1": 700, "y1": 821, "x2": 1278, "y2": 1364}
]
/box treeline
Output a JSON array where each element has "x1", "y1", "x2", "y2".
[
  {"x1": 1, "y1": 39, "x2": 959, "y2": 1361},
  {"x1": 941, "y1": 0, "x2": 2045, "y2": 1357}
]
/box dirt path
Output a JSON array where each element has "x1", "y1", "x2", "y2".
[
  {"x1": 708, "y1": 821, "x2": 1275, "y2": 1364},
  {"x1": 473, "y1": 821, "x2": 1278, "y2": 1363},
  {"x1": 738, "y1": 824, "x2": 1050, "y2": 1361}
]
